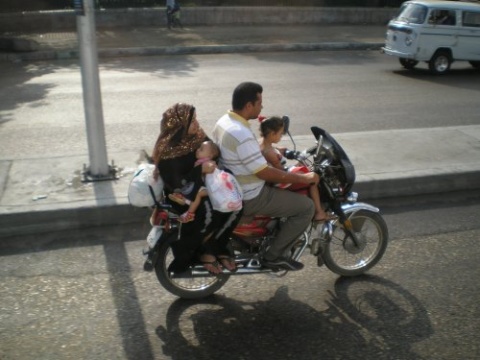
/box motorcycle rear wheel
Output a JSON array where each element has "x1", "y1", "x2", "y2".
[
  {"x1": 322, "y1": 209, "x2": 388, "y2": 276},
  {"x1": 154, "y1": 231, "x2": 230, "y2": 299}
]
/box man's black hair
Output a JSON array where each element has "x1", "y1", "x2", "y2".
[{"x1": 232, "y1": 82, "x2": 263, "y2": 111}]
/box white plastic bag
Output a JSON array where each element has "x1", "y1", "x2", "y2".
[
  {"x1": 128, "y1": 164, "x2": 164, "y2": 207},
  {"x1": 205, "y1": 168, "x2": 243, "y2": 212}
]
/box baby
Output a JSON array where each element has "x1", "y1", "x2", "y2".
[{"x1": 168, "y1": 140, "x2": 219, "y2": 223}]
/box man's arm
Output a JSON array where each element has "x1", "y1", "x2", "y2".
[{"x1": 256, "y1": 166, "x2": 319, "y2": 185}]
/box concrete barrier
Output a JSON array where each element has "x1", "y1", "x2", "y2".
[{"x1": 0, "y1": 6, "x2": 397, "y2": 32}]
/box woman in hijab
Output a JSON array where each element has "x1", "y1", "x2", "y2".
[{"x1": 152, "y1": 103, "x2": 241, "y2": 275}]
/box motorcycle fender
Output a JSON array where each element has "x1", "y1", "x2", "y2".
[{"x1": 341, "y1": 202, "x2": 379, "y2": 215}]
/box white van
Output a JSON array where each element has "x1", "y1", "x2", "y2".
[{"x1": 382, "y1": 0, "x2": 480, "y2": 74}]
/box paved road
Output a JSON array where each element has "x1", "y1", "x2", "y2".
[
  {"x1": 2, "y1": 50, "x2": 480, "y2": 161},
  {"x1": 1, "y1": 192, "x2": 480, "y2": 360}
]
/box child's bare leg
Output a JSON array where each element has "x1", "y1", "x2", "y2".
[{"x1": 309, "y1": 185, "x2": 334, "y2": 221}]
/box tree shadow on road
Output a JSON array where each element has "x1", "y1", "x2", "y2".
[
  {"x1": 0, "y1": 62, "x2": 61, "y2": 126},
  {"x1": 0, "y1": 54, "x2": 199, "y2": 127}
]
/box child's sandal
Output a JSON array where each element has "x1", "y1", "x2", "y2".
[{"x1": 179, "y1": 211, "x2": 195, "y2": 223}]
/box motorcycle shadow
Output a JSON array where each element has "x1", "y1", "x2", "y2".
[{"x1": 155, "y1": 275, "x2": 433, "y2": 360}]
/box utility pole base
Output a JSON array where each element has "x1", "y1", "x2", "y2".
[{"x1": 82, "y1": 162, "x2": 118, "y2": 182}]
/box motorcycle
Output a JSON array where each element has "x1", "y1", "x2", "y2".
[{"x1": 142, "y1": 119, "x2": 389, "y2": 299}]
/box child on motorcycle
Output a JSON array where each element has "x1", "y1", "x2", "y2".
[
  {"x1": 259, "y1": 116, "x2": 335, "y2": 222},
  {"x1": 168, "y1": 140, "x2": 219, "y2": 223}
]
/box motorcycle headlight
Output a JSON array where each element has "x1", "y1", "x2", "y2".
[{"x1": 347, "y1": 192, "x2": 358, "y2": 203}]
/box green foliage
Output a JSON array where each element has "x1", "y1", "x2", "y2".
[{"x1": 0, "y1": 0, "x2": 404, "y2": 13}]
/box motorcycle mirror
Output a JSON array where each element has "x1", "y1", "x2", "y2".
[
  {"x1": 282, "y1": 115, "x2": 297, "y2": 152},
  {"x1": 282, "y1": 115, "x2": 290, "y2": 134}
]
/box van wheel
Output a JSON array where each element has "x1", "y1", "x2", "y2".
[
  {"x1": 469, "y1": 61, "x2": 480, "y2": 69},
  {"x1": 399, "y1": 58, "x2": 418, "y2": 70},
  {"x1": 428, "y1": 51, "x2": 451, "y2": 74}
]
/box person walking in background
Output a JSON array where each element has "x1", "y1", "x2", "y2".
[{"x1": 166, "y1": 0, "x2": 182, "y2": 29}]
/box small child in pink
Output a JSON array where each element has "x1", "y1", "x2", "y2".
[{"x1": 259, "y1": 116, "x2": 336, "y2": 222}]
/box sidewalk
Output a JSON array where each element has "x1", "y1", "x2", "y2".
[
  {"x1": 1, "y1": 25, "x2": 480, "y2": 239},
  {"x1": 0, "y1": 25, "x2": 386, "y2": 62},
  {"x1": 2, "y1": 125, "x2": 480, "y2": 239}
]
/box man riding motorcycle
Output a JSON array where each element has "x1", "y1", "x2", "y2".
[{"x1": 213, "y1": 81, "x2": 319, "y2": 271}]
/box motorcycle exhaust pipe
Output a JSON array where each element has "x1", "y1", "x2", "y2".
[{"x1": 171, "y1": 265, "x2": 273, "y2": 278}]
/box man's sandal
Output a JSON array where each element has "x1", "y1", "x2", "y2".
[{"x1": 313, "y1": 213, "x2": 338, "y2": 223}]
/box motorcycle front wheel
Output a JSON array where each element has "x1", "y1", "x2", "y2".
[
  {"x1": 322, "y1": 209, "x2": 388, "y2": 276},
  {"x1": 154, "y1": 231, "x2": 230, "y2": 299}
]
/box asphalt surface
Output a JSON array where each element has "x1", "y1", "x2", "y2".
[{"x1": 1, "y1": 24, "x2": 480, "y2": 238}]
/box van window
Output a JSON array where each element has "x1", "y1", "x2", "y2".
[
  {"x1": 463, "y1": 11, "x2": 480, "y2": 27},
  {"x1": 428, "y1": 9, "x2": 456, "y2": 25},
  {"x1": 396, "y1": 3, "x2": 428, "y2": 24}
]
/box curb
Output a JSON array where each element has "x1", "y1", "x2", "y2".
[
  {"x1": 0, "y1": 42, "x2": 384, "y2": 62},
  {"x1": 3, "y1": 169, "x2": 480, "y2": 239}
]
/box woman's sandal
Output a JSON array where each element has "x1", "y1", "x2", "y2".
[
  {"x1": 200, "y1": 256, "x2": 223, "y2": 275},
  {"x1": 179, "y1": 211, "x2": 195, "y2": 223},
  {"x1": 217, "y1": 255, "x2": 237, "y2": 272}
]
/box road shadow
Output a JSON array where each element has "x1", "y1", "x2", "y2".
[
  {"x1": 392, "y1": 66, "x2": 480, "y2": 92},
  {"x1": 0, "y1": 62, "x2": 64, "y2": 126},
  {"x1": 156, "y1": 275, "x2": 433, "y2": 360},
  {"x1": 0, "y1": 223, "x2": 154, "y2": 360},
  {"x1": 244, "y1": 48, "x2": 379, "y2": 67},
  {"x1": 0, "y1": 53, "x2": 199, "y2": 126}
]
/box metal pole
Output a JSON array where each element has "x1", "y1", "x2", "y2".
[{"x1": 76, "y1": 0, "x2": 114, "y2": 180}]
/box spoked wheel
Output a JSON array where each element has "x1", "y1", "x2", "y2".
[
  {"x1": 322, "y1": 210, "x2": 388, "y2": 276},
  {"x1": 154, "y1": 231, "x2": 230, "y2": 299},
  {"x1": 399, "y1": 58, "x2": 418, "y2": 70}
]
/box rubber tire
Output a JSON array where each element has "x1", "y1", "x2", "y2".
[
  {"x1": 399, "y1": 58, "x2": 418, "y2": 70},
  {"x1": 469, "y1": 61, "x2": 480, "y2": 69},
  {"x1": 428, "y1": 51, "x2": 451, "y2": 75},
  {"x1": 154, "y1": 231, "x2": 230, "y2": 299},
  {"x1": 322, "y1": 210, "x2": 388, "y2": 276}
]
